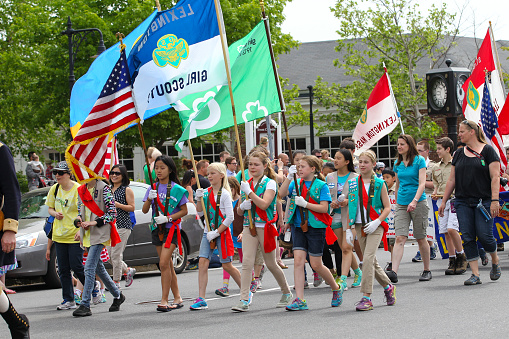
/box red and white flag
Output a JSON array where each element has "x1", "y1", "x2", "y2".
[
  {"x1": 66, "y1": 49, "x2": 139, "y2": 183},
  {"x1": 462, "y1": 28, "x2": 506, "y2": 125},
  {"x1": 353, "y1": 67, "x2": 400, "y2": 156},
  {"x1": 102, "y1": 137, "x2": 119, "y2": 178}
]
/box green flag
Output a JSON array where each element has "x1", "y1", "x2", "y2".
[{"x1": 174, "y1": 21, "x2": 281, "y2": 151}]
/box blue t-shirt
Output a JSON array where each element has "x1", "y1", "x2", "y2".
[
  {"x1": 329, "y1": 173, "x2": 350, "y2": 214},
  {"x1": 288, "y1": 180, "x2": 332, "y2": 227},
  {"x1": 393, "y1": 155, "x2": 427, "y2": 205}
]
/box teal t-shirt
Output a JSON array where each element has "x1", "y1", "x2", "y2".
[
  {"x1": 393, "y1": 155, "x2": 427, "y2": 205},
  {"x1": 332, "y1": 173, "x2": 350, "y2": 214}
]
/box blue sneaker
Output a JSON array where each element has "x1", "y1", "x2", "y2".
[
  {"x1": 412, "y1": 251, "x2": 422, "y2": 262},
  {"x1": 189, "y1": 297, "x2": 208, "y2": 310},
  {"x1": 100, "y1": 293, "x2": 107, "y2": 303},
  {"x1": 248, "y1": 291, "x2": 253, "y2": 305},
  {"x1": 286, "y1": 298, "x2": 308, "y2": 311},
  {"x1": 430, "y1": 243, "x2": 437, "y2": 260},
  {"x1": 74, "y1": 291, "x2": 81, "y2": 305},
  {"x1": 351, "y1": 270, "x2": 362, "y2": 288},
  {"x1": 331, "y1": 288, "x2": 343, "y2": 307}
]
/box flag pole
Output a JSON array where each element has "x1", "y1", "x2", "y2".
[
  {"x1": 187, "y1": 140, "x2": 215, "y2": 249},
  {"x1": 384, "y1": 62, "x2": 405, "y2": 134},
  {"x1": 154, "y1": 0, "x2": 161, "y2": 11},
  {"x1": 212, "y1": 0, "x2": 256, "y2": 236},
  {"x1": 259, "y1": 0, "x2": 304, "y2": 223},
  {"x1": 489, "y1": 22, "x2": 507, "y2": 97}
]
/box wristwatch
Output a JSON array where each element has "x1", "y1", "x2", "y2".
[{"x1": 168, "y1": 216, "x2": 173, "y2": 223}]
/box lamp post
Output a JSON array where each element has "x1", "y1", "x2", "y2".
[
  {"x1": 61, "y1": 16, "x2": 106, "y2": 93},
  {"x1": 307, "y1": 85, "x2": 315, "y2": 151}
]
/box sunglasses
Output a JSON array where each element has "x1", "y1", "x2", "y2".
[
  {"x1": 462, "y1": 120, "x2": 477, "y2": 130},
  {"x1": 53, "y1": 170, "x2": 69, "y2": 176},
  {"x1": 109, "y1": 171, "x2": 122, "y2": 176}
]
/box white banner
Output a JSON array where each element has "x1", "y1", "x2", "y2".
[{"x1": 386, "y1": 194, "x2": 435, "y2": 241}]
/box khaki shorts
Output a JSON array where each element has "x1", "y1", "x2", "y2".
[{"x1": 394, "y1": 200, "x2": 429, "y2": 239}]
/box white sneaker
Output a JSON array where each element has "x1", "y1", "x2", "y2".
[
  {"x1": 92, "y1": 281, "x2": 102, "y2": 305},
  {"x1": 57, "y1": 300, "x2": 77, "y2": 310},
  {"x1": 125, "y1": 267, "x2": 136, "y2": 287}
]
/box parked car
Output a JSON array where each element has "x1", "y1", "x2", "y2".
[{"x1": 7, "y1": 181, "x2": 203, "y2": 288}]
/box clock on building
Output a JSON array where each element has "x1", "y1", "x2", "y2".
[{"x1": 426, "y1": 59, "x2": 471, "y2": 115}]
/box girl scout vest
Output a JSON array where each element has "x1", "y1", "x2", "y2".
[
  {"x1": 204, "y1": 187, "x2": 234, "y2": 259},
  {"x1": 287, "y1": 178, "x2": 330, "y2": 229},
  {"x1": 326, "y1": 171, "x2": 358, "y2": 227},
  {"x1": 347, "y1": 175, "x2": 388, "y2": 231},
  {"x1": 242, "y1": 177, "x2": 276, "y2": 226}
]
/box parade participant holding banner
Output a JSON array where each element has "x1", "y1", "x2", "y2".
[
  {"x1": 432, "y1": 137, "x2": 467, "y2": 275},
  {"x1": 191, "y1": 163, "x2": 241, "y2": 310},
  {"x1": 0, "y1": 141, "x2": 30, "y2": 337},
  {"x1": 143, "y1": 147, "x2": 161, "y2": 184},
  {"x1": 388, "y1": 134, "x2": 431, "y2": 283},
  {"x1": 347, "y1": 150, "x2": 395, "y2": 311},
  {"x1": 279, "y1": 155, "x2": 342, "y2": 311},
  {"x1": 232, "y1": 152, "x2": 291, "y2": 312},
  {"x1": 142, "y1": 155, "x2": 188, "y2": 312},
  {"x1": 73, "y1": 179, "x2": 124, "y2": 317},
  {"x1": 439, "y1": 120, "x2": 501, "y2": 285},
  {"x1": 326, "y1": 149, "x2": 362, "y2": 290}
]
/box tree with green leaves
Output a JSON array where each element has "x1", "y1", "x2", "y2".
[
  {"x1": 290, "y1": 0, "x2": 460, "y2": 142},
  {"x1": 0, "y1": 0, "x2": 297, "y2": 156}
]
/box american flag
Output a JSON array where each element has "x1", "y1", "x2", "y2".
[
  {"x1": 480, "y1": 76, "x2": 508, "y2": 172},
  {"x1": 66, "y1": 49, "x2": 139, "y2": 183}
]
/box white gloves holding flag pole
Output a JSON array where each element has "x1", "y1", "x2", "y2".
[
  {"x1": 195, "y1": 188, "x2": 205, "y2": 199},
  {"x1": 240, "y1": 200, "x2": 252, "y2": 211},
  {"x1": 240, "y1": 181, "x2": 252, "y2": 196},
  {"x1": 295, "y1": 196, "x2": 307, "y2": 208},
  {"x1": 154, "y1": 213, "x2": 171, "y2": 224},
  {"x1": 287, "y1": 165, "x2": 297, "y2": 180},
  {"x1": 363, "y1": 219, "x2": 381, "y2": 235},
  {"x1": 207, "y1": 230, "x2": 220, "y2": 242},
  {"x1": 148, "y1": 189, "x2": 158, "y2": 201},
  {"x1": 346, "y1": 229, "x2": 354, "y2": 246}
]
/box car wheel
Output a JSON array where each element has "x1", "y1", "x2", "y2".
[
  {"x1": 43, "y1": 247, "x2": 61, "y2": 288},
  {"x1": 172, "y1": 240, "x2": 188, "y2": 274}
]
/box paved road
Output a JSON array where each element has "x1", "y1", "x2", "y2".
[{"x1": 3, "y1": 243, "x2": 508, "y2": 338}]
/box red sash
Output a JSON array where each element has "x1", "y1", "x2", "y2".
[
  {"x1": 359, "y1": 176, "x2": 389, "y2": 250},
  {"x1": 77, "y1": 184, "x2": 121, "y2": 247},
  {"x1": 152, "y1": 184, "x2": 184, "y2": 254},
  {"x1": 249, "y1": 179, "x2": 279, "y2": 253},
  {"x1": 208, "y1": 187, "x2": 234, "y2": 259},
  {"x1": 300, "y1": 179, "x2": 337, "y2": 245}
]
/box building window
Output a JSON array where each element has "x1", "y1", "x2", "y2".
[
  {"x1": 48, "y1": 152, "x2": 65, "y2": 163},
  {"x1": 191, "y1": 143, "x2": 226, "y2": 162},
  {"x1": 163, "y1": 144, "x2": 179, "y2": 157},
  {"x1": 281, "y1": 138, "x2": 306, "y2": 153},
  {"x1": 318, "y1": 135, "x2": 348, "y2": 158},
  {"x1": 118, "y1": 147, "x2": 134, "y2": 180}
]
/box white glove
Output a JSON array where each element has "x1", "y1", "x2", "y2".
[
  {"x1": 338, "y1": 194, "x2": 346, "y2": 203},
  {"x1": 287, "y1": 165, "x2": 297, "y2": 180},
  {"x1": 154, "y1": 214, "x2": 168, "y2": 224},
  {"x1": 195, "y1": 188, "x2": 205, "y2": 199},
  {"x1": 295, "y1": 196, "x2": 307, "y2": 208},
  {"x1": 239, "y1": 200, "x2": 252, "y2": 211},
  {"x1": 240, "y1": 181, "x2": 252, "y2": 196},
  {"x1": 363, "y1": 219, "x2": 381, "y2": 235},
  {"x1": 148, "y1": 189, "x2": 158, "y2": 200},
  {"x1": 345, "y1": 229, "x2": 354, "y2": 246},
  {"x1": 206, "y1": 230, "x2": 220, "y2": 242}
]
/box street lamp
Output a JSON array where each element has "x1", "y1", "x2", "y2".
[
  {"x1": 61, "y1": 16, "x2": 106, "y2": 93},
  {"x1": 307, "y1": 85, "x2": 315, "y2": 151}
]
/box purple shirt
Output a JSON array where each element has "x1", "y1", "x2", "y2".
[{"x1": 143, "y1": 182, "x2": 188, "y2": 228}]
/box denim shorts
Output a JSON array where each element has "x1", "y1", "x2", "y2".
[
  {"x1": 198, "y1": 232, "x2": 232, "y2": 264},
  {"x1": 151, "y1": 228, "x2": 178, "y2": 246},
  {"x1": 291, "y1": 224, "x2": 326, "y2": 257},
  {"x1": 331, "y1": 221, "x2": 343, "y2": 230}
]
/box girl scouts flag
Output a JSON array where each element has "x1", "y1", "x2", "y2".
[
  {"x1": 173, "y1": 21, "x2": 281, "y2": 151},
  {"x1": 128, "y1": 0, "x2": 227, "y2": 120},
  {"x1": 70, "y1": 10, "x2": 157, "y2": 138},
  {"x1": 462, "y1": 27, "x2": 506, "y2": 125},
  {"x1": 352, "y1": 68, "x2": 400, "y2": 156}
]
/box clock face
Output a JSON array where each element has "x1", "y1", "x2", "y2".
[
  {"x1": 431, "y1": 78, "x2": 448, "y2": 109},
  {"x1": 456, "y1": 74, "x2": 467, "y2": 106}
]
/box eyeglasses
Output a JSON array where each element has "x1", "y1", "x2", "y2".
[
  {"x1": 316, "y1": 155, "x2": 322, "y2": 158},
  {"x1": 109, "y1": 171, "x2": 122, "y2": 176},
  {"x1": 230, "y1": 162, "x2": 237, "y2": 165},
  {"x1": 462, "y1": 120, "x2": 477, "y2": 130},
  {"x1": 53, "y1": 170, "x2": 69, "y2": 176}
]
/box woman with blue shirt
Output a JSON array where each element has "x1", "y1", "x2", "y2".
[{"x1": 388, "y1": 134, "x2": 431, "y2": 283}]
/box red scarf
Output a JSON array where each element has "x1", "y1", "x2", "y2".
[
  {"x1": 208, "y1": 187, "x2": 234, "y2": 259},
  {"x1": 77, "y1": 184, "x2": 121, "y2": 247},
  {"x1": 249, "y1": 178, "x2": 279, "y2": 253},
  {"x1": 359, "y1": 176, "x2": 389, "y2": 250},
  {"x1": 152, "y1": 184, "x2": 184, "y2": 254},
  {"x1": 299, "y1": 179, "x2": 337, "y2": 245}
]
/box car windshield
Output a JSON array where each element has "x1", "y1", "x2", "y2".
[{"x1": 19, "y1": 191, "x2": 49, "y2": 219}]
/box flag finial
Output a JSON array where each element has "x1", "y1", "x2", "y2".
[
  {"x1": 259, "y1": 0, "x2": 265, "y2": 13},
  {"x1": 116, "y1": 32, "x2": 126, "y2": 51}
]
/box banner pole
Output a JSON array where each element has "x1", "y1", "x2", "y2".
[
  {"x1": 154, "y1": 0, "x2": 161, "y2": 11},
  {"x1": 489, "y1": 22, "x2": 507, "y2": 97},
  {"x1": 212, "y1": 0, "x2": 256, "y2": 236},
  {"x1": 384, "y1": 63, "x2": 405, "y2": 134}
]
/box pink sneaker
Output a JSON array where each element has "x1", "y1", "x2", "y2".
[
  {"x1": 355, "y1": 297, "x2": 373, "y2": 311},
  {"x1": 384, "y1": 284, "x2": 396, "y2": 306}
]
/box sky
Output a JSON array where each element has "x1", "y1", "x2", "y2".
[{"x1": 281, "y1": 0, "x2": 509, "y2": 43}]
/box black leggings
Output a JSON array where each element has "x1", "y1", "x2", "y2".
[{"x1": 322, "y1": 240, "x2": 342, "y2": 271}]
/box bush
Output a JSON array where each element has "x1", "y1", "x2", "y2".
[{"x1": 16, "y1": 171, "x2": 28, "y2": 194}]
